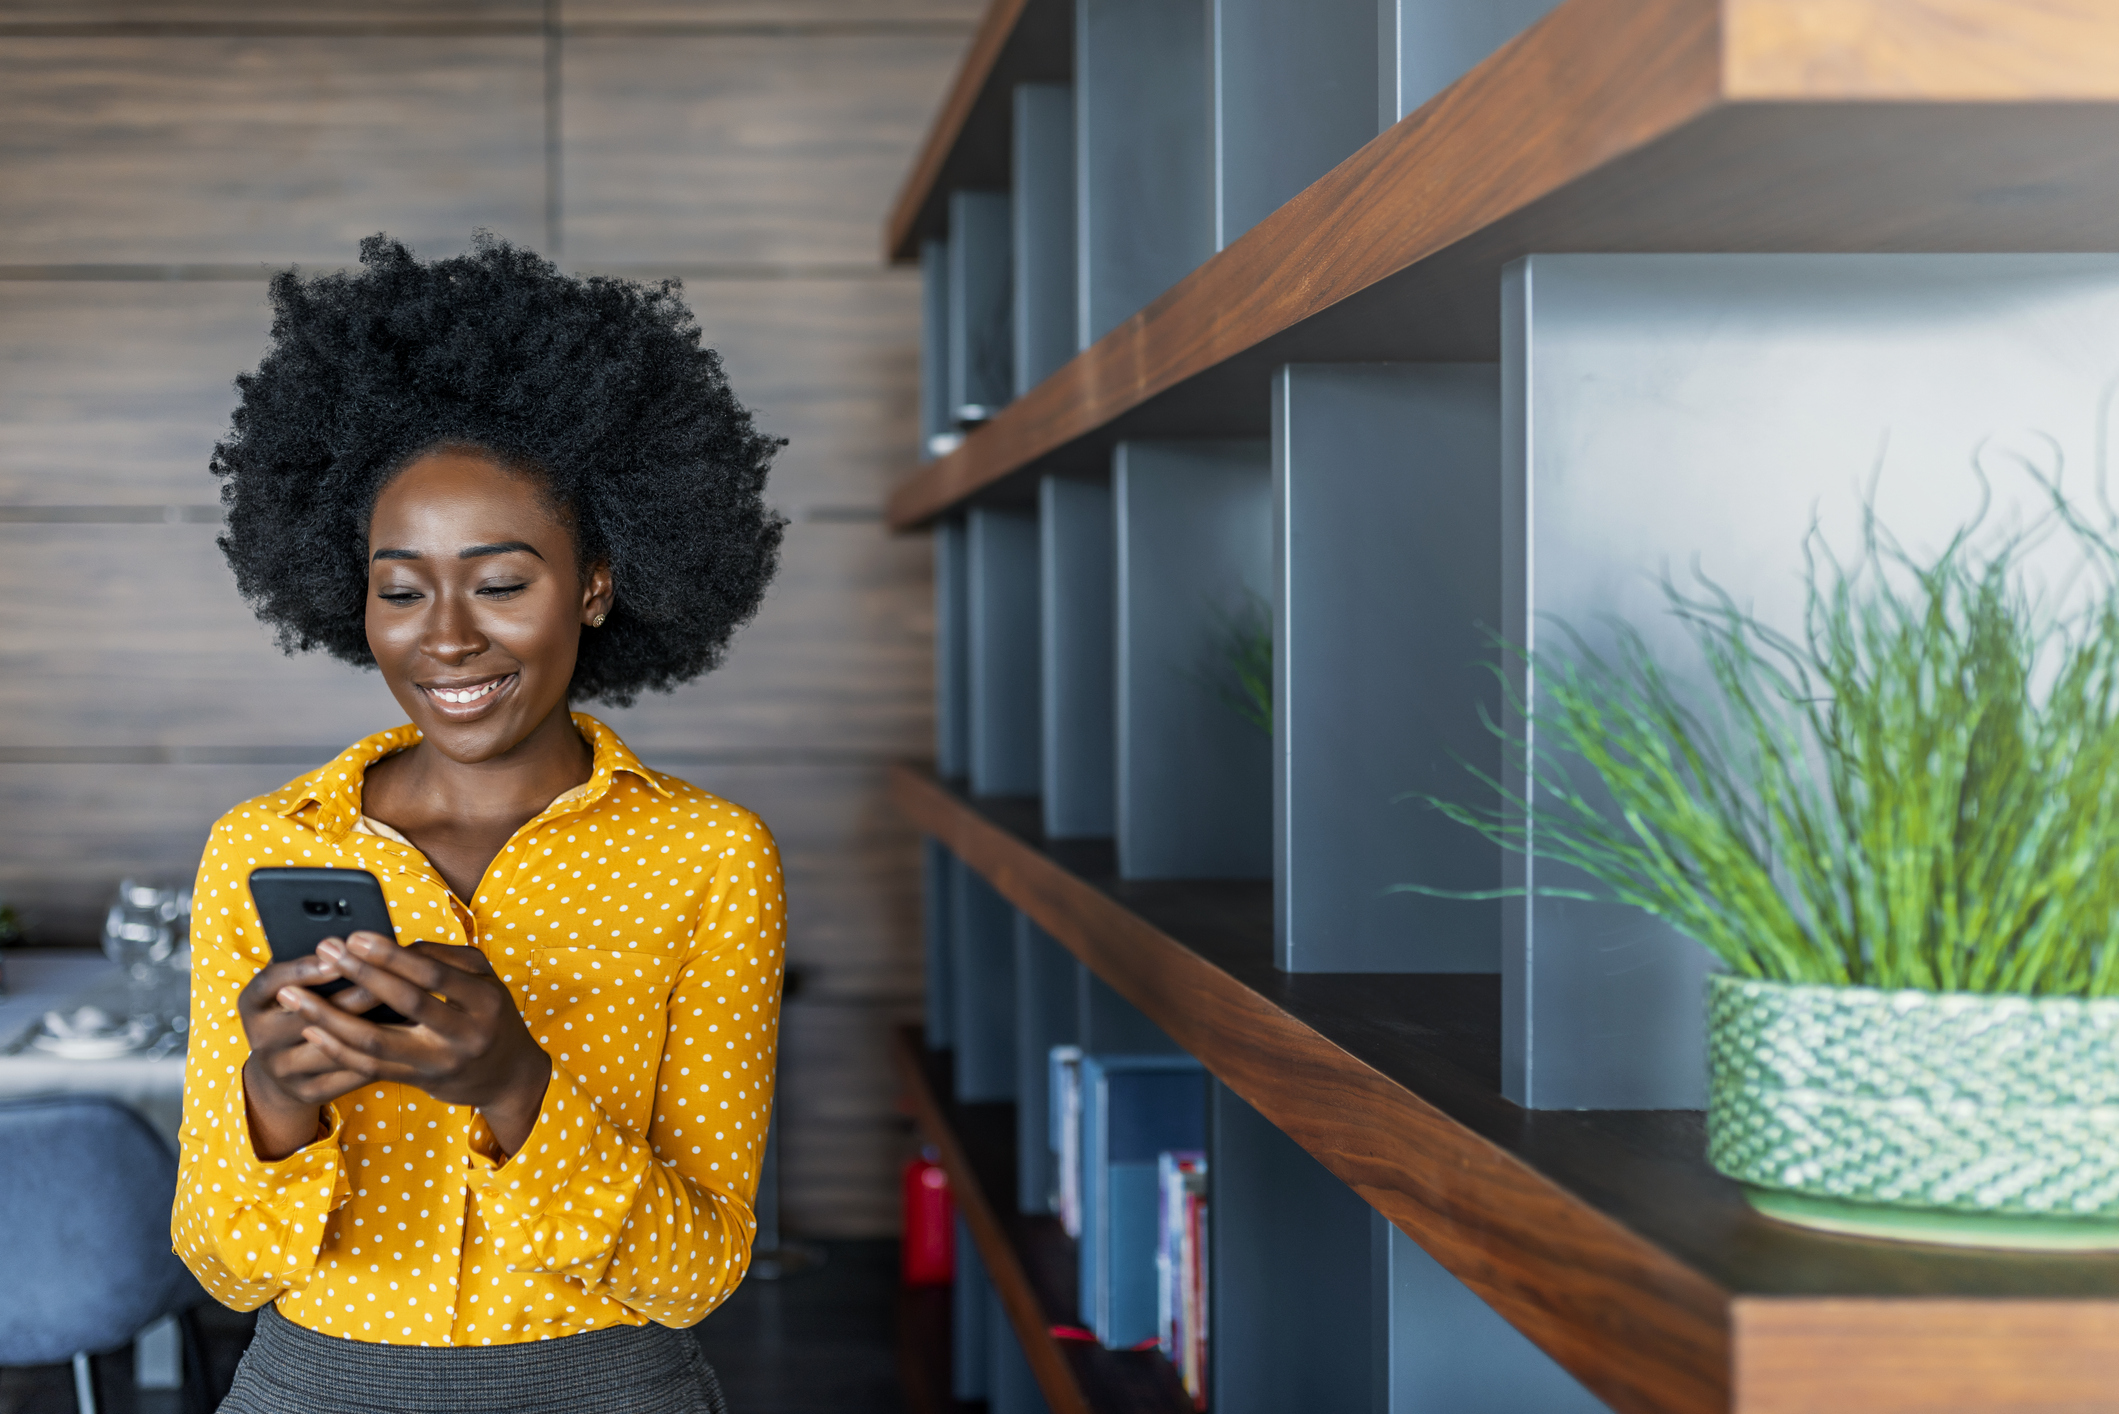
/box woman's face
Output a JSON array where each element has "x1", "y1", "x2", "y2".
[{"x1": 365, "y1": 449, "x2": 613, "y2": 764}]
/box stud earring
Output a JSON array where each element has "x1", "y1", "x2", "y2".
[{"x1": 591, "y1": 613, "x2": 607, "y2": 628}]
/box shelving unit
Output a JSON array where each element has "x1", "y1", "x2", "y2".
[
  {"x1": 895, "y1": 1029, "x2": 1193, "y2": 1414},
  {"x1": 885, "y1": 2, "x2": 2119, "y2": 1412},
  {"x1": 886, "y1": 0, "x2": 2119, "y2": 528}
]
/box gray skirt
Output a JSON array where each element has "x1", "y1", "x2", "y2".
[{"x1": 218, "y1": 1305, "x2": 728, "y2": 1414}]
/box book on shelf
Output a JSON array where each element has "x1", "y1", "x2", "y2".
[
  {"x1": 1050, "y1": 1044, "x2": 1084, "y2": 1238},
  {"x1": 1157, "y1": 1150, "x2": 1209, "y2": 1409},
  {"x1": 1079, "y1": 1053, "x2": 1207, "y2": 1350}
]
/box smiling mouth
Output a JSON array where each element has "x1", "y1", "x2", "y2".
[{"x1": 420, "y1": 673, "x2": 517, "y2": 715}]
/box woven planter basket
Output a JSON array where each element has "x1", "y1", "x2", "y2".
[{"x1": 1706, "y1": 974, "x2": 2119, "y2": 1249}]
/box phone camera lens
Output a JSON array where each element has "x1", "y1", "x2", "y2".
[
  {"x1": 302, "y1": 900, "x2": 331, "y2": 918},
  {"x1": 335, "y1": 900, "x2": 353, "y2": 917}
]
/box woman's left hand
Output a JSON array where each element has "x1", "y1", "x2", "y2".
[{"x1": 287, "y1": 935, "x2": 553, "y2": 1158}]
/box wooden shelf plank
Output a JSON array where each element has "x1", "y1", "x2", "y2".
[
  {"x1": 883, "y1": 0, "x2": 1070, "y2": 264},
  {"x1": 891, "y1": 761, "x2": 2119, "y2": 1414},
  {"x1": 885, "y1": 0, "x2": 2119, "y2": 527},
  {"x1": 891, "y1": 1026, "x2": 1195, "y2": 1414}
]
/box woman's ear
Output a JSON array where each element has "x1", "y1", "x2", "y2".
[{"x1": 582, "y1": 562, "x2": 615, "y2": 626}]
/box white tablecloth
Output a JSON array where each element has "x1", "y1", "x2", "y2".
[{"x1": 0, "y1": 950, "x2": 188, "y2": 1144}]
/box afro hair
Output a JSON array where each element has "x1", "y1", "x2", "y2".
[{"x1": 212, "y1": 232, "x2": 785, "y2": 708}]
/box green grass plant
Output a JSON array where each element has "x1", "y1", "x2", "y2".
[
  {"x1": 1202, "y1": 593, "x2": 1272, "y2": 733},
  {"x1": 1410, "y1": 485, "x2": 2119, "y2": 997}
]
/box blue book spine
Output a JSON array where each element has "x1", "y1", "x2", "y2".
[{"x1": 1079, "y1": 1054, "x2": 1205, "y2": 1350}]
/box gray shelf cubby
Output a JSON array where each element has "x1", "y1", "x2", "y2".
[{"x1": 1114, "y1": 440, "x2": 1272, "y2": 881}]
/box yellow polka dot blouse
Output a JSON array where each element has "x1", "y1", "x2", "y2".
[{"x1": 171, "y1": 714, "x2": 785, "y2": 1345}]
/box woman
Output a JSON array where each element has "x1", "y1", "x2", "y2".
[{"x1": 171, "y1": 235, "x2": 787, "y2": 1413}]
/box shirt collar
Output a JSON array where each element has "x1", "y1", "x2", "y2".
[{"x1": 276, "y1": 712, "x2": 669, "y2": 843}]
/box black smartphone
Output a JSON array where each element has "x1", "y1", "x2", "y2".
[{"x1": 249, "y1": 867, "x2": 411, "y2": 1026}]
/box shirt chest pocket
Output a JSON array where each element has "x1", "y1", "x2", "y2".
[{"x1": 525, "y1": 946, "x2": 678, "y2": 1135}]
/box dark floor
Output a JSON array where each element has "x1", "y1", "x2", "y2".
[{"x1": 1, "y1": 1241, "x2": 907, "y2": 1414}]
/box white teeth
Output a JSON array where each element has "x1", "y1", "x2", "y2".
[{"x1": 434, "y1": 679, "x2": 502, "y2": 705}]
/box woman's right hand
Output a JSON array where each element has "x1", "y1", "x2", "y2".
[{"x1": 236, "y1": 938, "x2": 387, "y2": 1160}]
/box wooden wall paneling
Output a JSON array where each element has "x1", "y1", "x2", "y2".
[
  {"x1": 561, "y1": 32, "x2": 970, "y2": 266},
  {"x1": 0, "y1": 37, "x2": 544, "y2": 264},
  {"x1": 1013, "y1": 912, "x2": 1077, "y2": 1214},
  {"x1": 675, "y1": 761, "x2": 922, "y2": 1006},
  {"x1": 947, "y1": 189, "x2": 1013, "y2": 422},
  {"x1": 949, "y1": 862, "x2": 1018, "y2": 1102},
  {"x1": 0, "y1": 1, "x2": 542, "y2": 26},
  {"x1": 1207, "y1": 0, "x2": 1373, "y2": 250},
  {"x1": 1375, "y1": 0, "x2": 1560, "y2": 130},
  {"x1": 1011, "y1": 82, "x2": 1074, "y2": 397},
  {"x1": 1373, "y1": 1211, "x2": 1609, "y2": 1413},
  {"x1": 921, "y1": 239, "x2": 956, "y2": 456},
  {"x1": 924, "y1": 839, "x2": 958, "y2": 1047},
  {"x1": 1112, "y1": 440, "x2": 1271, "y2": 880},
  {"x1": 0, "y1": 762, "x2": 305, "y2": 943},
  {"x1": 967, "y1": 505, "x2": 1040, "y2": 796},
  {"x1": 601, "y1": 520, "x2": 932, "y2": 756},
  {"x1": 559, "y1": 0, "x2": 982, "y2": 24},
  {"x1": 955, "y1": 1211, "x2": 996, "y2": 1400},
  {"x1": 1210, "y1": 1079, "x2": 1374, "y2": 1414},
  {"x1": 1271, "y1": 363, "x2": 1501, "y2": 973},
  {"x1": 0, "y1": 523, "x2": 405, "y2": 750},
  {"x1": 599, "y1": 270, "x2": 926, "y2": 511},
  {"x1": 774, "y1": 996, "x2": 923, "y2": 1236},
  {"x1": 937, "y1": 516, "x2": 972, "y2": 776},
  {"x1": 1074, "y1": 0, "x2": 1210, "y2": 347},
  {"x1": 1037, "y1": 473, "x2": 1113, "y2": 838},
  {"x1": 0, "y1": 282, "x2": 268, "y2": 506}
]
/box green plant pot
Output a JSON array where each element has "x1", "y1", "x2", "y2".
[{"x1": 1706, "y1": 974, "x2": 2119, "y2": 1250}]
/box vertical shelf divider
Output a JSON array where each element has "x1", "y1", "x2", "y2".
[
  {"x1": 968, "y1": 506, "x2": 1043, "y2": 797},
  {"x1": 1114, "y1": 440, "x2": 1273, "y2": 880},
  {"x1": 1076, "y1": 0, "x2": 1212, "y2": 348},
  {"x1": 1016, "y1": 914, "x2": 1080, "y2": 1215},
  {"x1": 1370, "y1": 1211, "x2": 1606, "y2": 1413},
  {"x1": 1077, "y1": 964, "x2": 1183, "y2": 1056},
  {"x1": 1209, "y1": 1079, "x2": 1373, "y2": 1414},
  {"x1": 919, "y1": 236, "x2": 954, "y2": 458},
  {"x1": 922, "y1": 839, "x2": 957, "y2": 1049},
  {"x1": 955, "y1": 1211, "x2": 994, "y2": 1402},
  {"x1": 1013, "y1": 83, "x2": 1078, "y2": 397},
  {"x1": 1040, "y1": 474, "x2": 1116, "y2": 839},
  {"x1": 936, "y1": 515, "x2": 970, "y2": 780},
  {"x1": 1375, "y1": 0, "x2": 1561, "y2": 132},
  {"x1": 948, "y1": 189, "x2": 1014, "y2": 425},
  {"x1": 1209, "y1": 0, "x2": 1376, "y2": 250},
  {"x1": 950, "y1": 866, "x2": 1020, "y2": 1103},
  {"x1": 1272, "y1": 363, "x2": 1502, "y2": 973}
]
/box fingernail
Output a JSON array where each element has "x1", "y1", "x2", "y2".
[
  {"x1": 277, "y1": 987, "x2": 302, "y2": 1008},
  {"x1": 318, "y1": 939, "x2": 345, "y2": 960}
]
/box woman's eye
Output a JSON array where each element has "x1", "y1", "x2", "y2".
[
  {"x1": 377, "y1": 590, "x2": 422, "y2": 604},
  {"x1": 478, "y1": 582, "x2": 530, "y2": 597}
]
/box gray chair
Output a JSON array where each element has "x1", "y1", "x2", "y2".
[{"x1": 0, "y1": 1094, "x2": 206, "y2": 1412}]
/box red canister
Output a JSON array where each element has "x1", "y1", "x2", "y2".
[{"x1": 900, "y1": 1147, "x2": 955, "y2": 1286}]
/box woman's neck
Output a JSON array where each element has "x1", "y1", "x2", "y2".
[{"x1": 360, "y1": 702, "x2": 594, "y2": 900}]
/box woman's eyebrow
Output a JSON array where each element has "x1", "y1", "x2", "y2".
[{"x1": 460, "y1": 541, "x2": 545, "y2": 560}]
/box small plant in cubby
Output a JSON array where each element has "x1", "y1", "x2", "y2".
[
  {"x1": 1412, "y1": 478, "x2": 2119, "y2": 1249},
  {"x1": 1196, "y1": 592, "x2": 1272, "y2": 733}
]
